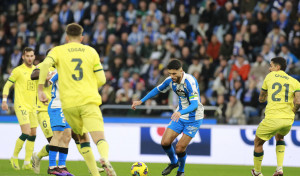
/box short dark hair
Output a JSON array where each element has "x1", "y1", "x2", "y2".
[
  {"x1": 167, "y1": 59, "x2": 182, "y2": 70},
  {"x1": 66, "y1": 23, "x2": 83, "y2": 37},
  {"x1": 22, "y1": 47, "x2": 34, "y2": 55},
  {"x1": 271, "y1": 57, "x2": 287, "y2": 71}
]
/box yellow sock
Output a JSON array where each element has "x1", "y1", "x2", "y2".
[
  {"x1": 254, "y1": 151, "x2": 264, "y2": 172},
  {"x1": 81, "y1": 142, "x2": 100, "y2": 176},
  {"x1": 13, "y1": 133, "x2": 28, "y2": 158},
  {"x1": 96, "y1": 139, "x2": 109, "y2": 159},
  {"x1": 25, "y1": 136, "x2": 36, "y2": 162},
  {"x1": 276, "y1": 141, "x2": 285, "y2": 169},
  {"x1": 76, "y1": 142, "x2": 83, "y2": 156},
  {"x1": 37, "y1": 144, "x2": 49, "y2": 159}
]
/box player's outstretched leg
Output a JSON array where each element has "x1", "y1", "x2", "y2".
[{"x1": 57, "y1": 128, "x2": 74, "y2": 176}]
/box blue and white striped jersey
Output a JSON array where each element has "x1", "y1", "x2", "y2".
[
  {"x1": 49, "y1": 72, "x2": 62, "y2": 109},
  {"x1": 157, "y1": 72, "x2": 204, "y2": 121}
]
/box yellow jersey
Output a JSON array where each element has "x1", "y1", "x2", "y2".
[
  {"x1": 43, "y1": 42, "x2": 104, "y2": 109},
  {"x1": 262, "y1": 70, "x2": 300, "y2": 119},
  {"x1": 34, "y1": 65, "x2": 55, "y2": 112},
  {"x1": 8, "y1": 64, "x2": 36, "y2": 112}
]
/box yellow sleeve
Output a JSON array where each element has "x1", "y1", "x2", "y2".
[
  {"x1": 3, "y1": 81, "x2": 14, "y2": 96},
  {"x1": 38, "y1": 56, "x2": 55, "y2": 85},
  {"x1": 92, "y1": 49, "x2": 106, "y2": 87},
  {"x1": 261, "y1": 74, "x2": 270, "y2": 91},
  {"x1": 8, "y1": 69, "x2": 19, "y2": 83}
]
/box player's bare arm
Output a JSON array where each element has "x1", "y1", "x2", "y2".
[
  {"x1": 259, "y1": 90, "x2": 268, "y2": 103},
  {"x1": 2, "y1": 80, "x2": 14, "y2": 111},
  {"x1": 293, "y1": 92, "x2": 300, "y2": 113},
  {"x1": 131, "y1": 100, "x2": 142, "y2": 110}
]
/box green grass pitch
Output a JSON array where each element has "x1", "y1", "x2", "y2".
[{"x1": 1, "y1": 159, "x2": 300, "y2": 176}]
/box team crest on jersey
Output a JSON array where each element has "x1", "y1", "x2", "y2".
[{"x1": 176, "y1": 89, "x2": 185, "y2": 96}]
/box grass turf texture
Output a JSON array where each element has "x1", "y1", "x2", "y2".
[{"x1": 0, "y1": 159, "x2": 300, "y2": 176}]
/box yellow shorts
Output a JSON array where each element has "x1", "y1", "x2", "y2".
[
  {"x1": 256, "y1": 118, "x2": 294, "y2": 141},
  {"x1": 37, "y1": 111, "x2": 53, "y2": 138},
  {"x1": 63, "y1": 104, "x2": 104, "y2": 135},
  {"x1": 15, "y1": 108, "x2": 38, "y2": 128}
]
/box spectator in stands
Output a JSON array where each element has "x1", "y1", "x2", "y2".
[
  {"x1": 115, "y1": 81, "x2": 133, "y2": 104},
  {"x1": 249, "y1": 24, "x2": 264, "y2": 56},
  {"x1": 288, "y1": 22, "x2": 300, "y2": 45},
  {"x1": 59, "y1": 3, "x2": 74, "y2": 27},
  {"x1": 125, "y1": 3, "x2": 137, "y2": 26},
  {"x1": 108, "y1": 44, "x2": 125, "y2": 69},
  {"x1": 119, "y1": 32, "x2": 130, "y2": 53},
  {"x1": 195, "y1": 20, "x2": 208, "y2": 46},
  {"x1": 118, "y1": 70, "x2": 133, "y2": 89},
  {"x1": 167, "y1": 25, "x2": 186, "y2": 45},
  {"x1": 242, "y1": 78, "x2": 260, "y2": 124},
  {"x1": 201, "y1": 56, "x2": 215, "y2": 90},
  {"x1": 9, "y1": 46, "x2": 22, "y2": 69},
  {"x1": 132, "y1": 82, "x2": 147, "y2": 102},
  {"x1": 130, "y1": 72, "x2": 145, "y2": 90},
  {"x1": 220, "y1": 33, "x2": 233, "y2": 60},
  {"x1": 229, "y1": 55, "x2": 250, "y2": 81},
  {"x1": 206, "y1": 35, "x2": 221, "y2": 61},
  {"x1": 249, "y1": 55, "x2": 269, "y2": 89},
  {"x1": 128, "y1": 24, "x2": 144, "y2": 46},
  {"x1": 101, "y1": 84, "x2": 116, "y2": 104},
  {"x1": 140, "y1": 35, "x2": 153, "y2": 63},
  {"x1": 92, "y1": 22, "x2": 107, "y2": 45},
  {"x1": 215, "y1": 94, "x2": 227, "y2": 124},
  {"x1": 189, "y1": 6, "x2": 199, "y2": 30},
  {"x1": 115, "y1": 16, "x2": 129, "y2": 38},
  {"x1": 47, "y1": 21, "x2": 63, "y2": 45},
  {"x1": 225, "y1": 94, "x2": 245, "y2": 125},
  {"x1": 105, "y1": 70, "x2": 117, "y2": 89},
  {"x1": 82, "y1": 3, "x2": 98, "y2": 33},
  {"x1": 290, "y1": 36, "x2": 300, "y2": 59},
  {"x1": 278, "y1": 44, "x2": 299, "y2": 73},
  {"x1": 260, "y1": 43, "x2": 276, "y2": 63},
  {"x1": 266, "y1": 25, "x2": 286, "y2": 52},
  {"x1": 188, "y1": 57, "x2": 202, "y2": 75},
  {"x1": 110, "y1": 57, "x2": 123, "y2": 79},
  {"x1": 73, "y1": 1, "x2": 85, "y2": 23},
  {"x1": 39, "y1": 35, "x2": 53, "y2": 55},
  {"x1": 120, "y1": 57, "x2": 140, "y2": 76}
]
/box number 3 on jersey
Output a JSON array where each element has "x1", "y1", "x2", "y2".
[
  {"x1": 72, "y1": 58, "x2": 83, "y2": 81},
  {"x1": 272, "y1": 82, "x2": 289, "y2": 102}
]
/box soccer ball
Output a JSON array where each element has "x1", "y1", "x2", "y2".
[{"x1": 130, "y1": 162, "x2": 148, "y2": 176}]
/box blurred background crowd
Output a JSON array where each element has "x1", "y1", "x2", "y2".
[{"x1": 0, "y1": 0, "x2": 300, "y2": 124}]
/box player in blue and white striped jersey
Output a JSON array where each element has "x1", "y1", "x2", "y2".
[
  {"x1": 47, "y1": 71, "x2": 74, "y2": 176},
  {"x1": 132, "y1": 59, "x2": 204, "y2": 176}
]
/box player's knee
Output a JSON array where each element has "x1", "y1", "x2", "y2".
[
  {"x1": 161, "y1": 140, "x2": 171, "y2": 147},
  {"x1": 175, "y1": 144, "x2": 186, "y2": 154},
  {"x1": 63, "y1": 133, "x2": 72, "y2": 144}
]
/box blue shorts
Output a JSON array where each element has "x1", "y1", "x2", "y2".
[
  {"x1": 48, "y1": 108, "x2": 71, "y2": 131},
  {"x1": 168, "y1": 118, "x2": 203, "y2": 138}
]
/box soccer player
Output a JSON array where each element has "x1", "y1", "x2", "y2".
[
  {"x1": 38, "y1": 23, "x2": 116, "y2": 176},
  {"x1": 251, "y1": 57, "x2": 300, "y2": 176},
  {"x1": 31, "y1": 68, "x2": 104, "y2": 175},
  {"x1": 132, "y1": 59, "x2": 204, "y2": 176},
  {"x1": 2, "y1": 47, "x2": 37, "y2": 170},
  {"x1": 46, "y1": 71, "x2": 73, "y2": 176}
]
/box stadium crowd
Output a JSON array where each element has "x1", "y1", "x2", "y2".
[{"x1": 0, "y1": 0, "x2": 300, "y2": 124}]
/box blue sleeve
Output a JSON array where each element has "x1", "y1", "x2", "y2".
[
  {"x1": 141, "y1": 88, "x2": 160, "y2": 103},
  {"x1": 178, "y1": 100, "x2": 198, "y2": 115},
  {"x1": 157, "y1": 77, "x2": 172, "y2": 93},
  {"x1": 49, "y1": 73, "x2": 58, "y2": 84}
]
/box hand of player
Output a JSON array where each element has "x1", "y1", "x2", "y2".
[
  {"x1": 46, "y1": 71, "x2": 55, "y2": 81},
  {"x1": 132, "y1": 100, "x2": 142, "y2": 110},
  {"x1": 1, "y1": 101, "x2": 8, "y2": 111},
  {"x1": 171, "y1": 111, "x2": 181, "y2": 122},
  {"x1": 38, "y1": 90, "x2": 48, "y2": 105}
]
